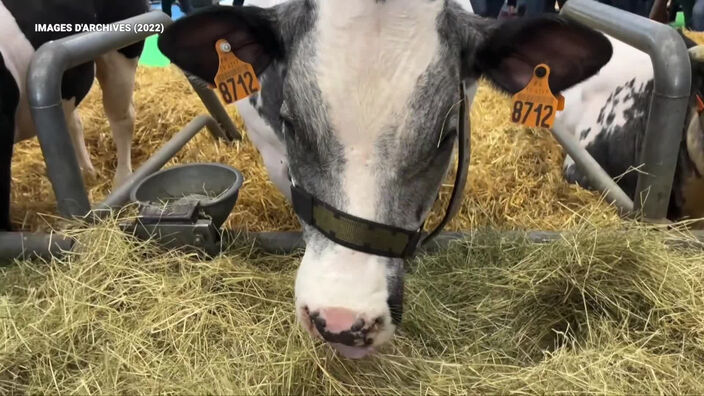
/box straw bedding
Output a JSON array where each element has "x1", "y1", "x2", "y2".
[
  {"x1": 1, "y1": 221, "x2": 703, "y2": 394},
  {"x1": 3, "y1": 31, "x2": 704, "y2": 395}
]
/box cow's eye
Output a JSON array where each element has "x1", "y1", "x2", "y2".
[{"x1": 281, "y1": 115, "x2": 296, "y2": 137}]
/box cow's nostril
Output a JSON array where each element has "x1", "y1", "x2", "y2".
[
  {"x1": 350, "y1": 318, "x2": 364, "y2": 332},
  {"x1": 310, "y1": 311, "x2": 326, "y2": 329}
]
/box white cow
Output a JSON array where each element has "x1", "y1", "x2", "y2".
[{"x1": 159, "y1": 0, "x2": 612, "y2": 358}]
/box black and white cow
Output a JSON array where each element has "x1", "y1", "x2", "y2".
[
  {"x1": 555, "y1": 32, "x2": 704, "y2": 222},
  {"x1": 158, "y1": 0, "x2": 612, "y2": 358},
  {"x1": 0, "y1": 0, "x2": 150, "y2": 231}
]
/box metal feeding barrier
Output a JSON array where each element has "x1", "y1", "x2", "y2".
[
  {"x1": 1, "y1": 2, "x2": 702, "y2": 261},
  {"x1": 1, "y1": 11, "x2": 242, "y2": 260}
]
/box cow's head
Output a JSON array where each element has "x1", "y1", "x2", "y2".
[{"x1": 159, "y1": 0, "x2": 612, "y2": 359}]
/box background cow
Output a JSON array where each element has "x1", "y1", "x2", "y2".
[
  {"x1": 159, "y1": 0, "x2": 612, "y2": 358},
  {"x1": 0, "y1": 0, "x2": 150, "y2": 231},
  {"x1": 554, "y1": 32, "x2": 704, "y2": 223}
]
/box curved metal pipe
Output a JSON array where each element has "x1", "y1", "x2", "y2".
[{"x1": 27, "y1": 11, "x2": 174, "y2": 219}]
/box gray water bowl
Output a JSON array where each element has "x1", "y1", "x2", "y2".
[{"x1": 130, "y1": 163, "x2": 244, "y2": 228}]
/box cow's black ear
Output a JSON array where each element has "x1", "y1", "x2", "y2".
[
  {"x1": 474, "y1": 16, "x2": 613, "y2": 94},
  {"x1": 158, "y1": 5, "x2": 281, "y2": 83}
]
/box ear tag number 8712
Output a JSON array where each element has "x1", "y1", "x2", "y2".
[
  {"x1": 510, "y1": 64, "x2": 565, "y2": 129},
  {"x1": 213, "y1": 39, "x2": 261, "y2": 105}
]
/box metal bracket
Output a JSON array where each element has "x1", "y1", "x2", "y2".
[
  {"x1": 121, "y1": 198, "x2": 223, "y2": 258},
  {"x1": 122, "y1": 219, "x2": 222, "y2": 258}
]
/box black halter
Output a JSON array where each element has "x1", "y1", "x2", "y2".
[{"x1": 290, "y1": 81, "x2": 472, "y2": 258}]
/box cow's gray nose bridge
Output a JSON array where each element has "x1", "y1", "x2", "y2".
[{"x1": 560, "y1": 0, "x2": 692, "y2": 221}]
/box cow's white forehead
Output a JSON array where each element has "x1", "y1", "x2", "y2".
[
  {"x1": 312, "y1": 0, "x2": 445, "y2": 220},
  {"x1": 315, "y1": 0, "x2": 444, "y2": 145}
]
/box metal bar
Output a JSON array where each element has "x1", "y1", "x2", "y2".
[
  {"x1": 561, "y1": 0, "x2": 691, "y2": 221},
  {"x1": 185, "y1": 73, "x2": 242, "y2": 141},
  {"x1": 222, "y1": 229, "x2": 704, "y2": 255},
  {"x1": 0, "y1": 233, "x2": 74, "y2": 261},
  {"x1": 27, "y1": 11, "x2": 174, "y2": 219},
  {"x1": 98, "y1": 115, "x2": 219, "y2": 209},
  {"x1": 551, "y1": 126, "x2": 634, "y2": 212}
]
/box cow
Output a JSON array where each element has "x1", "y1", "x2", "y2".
[
  {"x1": 0, "y1": 0, "x2": 150, "y2": 231},
  {"x1": 158, "y1": 0, "x2": 613, "y2": 359},
  {"x1": 554, "y1": 32, "x2": 704, "y2": 223}
]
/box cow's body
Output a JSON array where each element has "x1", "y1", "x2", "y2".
[
  {"x1": 0, "y1": 0, "x2": 149, "y2": 230},
  {"x1": 555, "y1": 33, "x2": 704, "y2": 221}
]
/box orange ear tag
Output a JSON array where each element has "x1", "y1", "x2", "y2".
[
  {"x1": 510, "y1": 64, "x2": 565, "y2": 128},
  {"x1": 213, "y1": 39, "x2": 261, "y2": 105}
]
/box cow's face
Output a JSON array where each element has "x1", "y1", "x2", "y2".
[{"x1": 159, "y1": 0, "x2": 612, "y2": 358}]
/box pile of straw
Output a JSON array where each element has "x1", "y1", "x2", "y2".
[
  {"x1": 1, "y1": 221, "x2": 703, "y2": 394},
  {"x1": 10, "y1": 64, "x2": 620, "y2": 233}
]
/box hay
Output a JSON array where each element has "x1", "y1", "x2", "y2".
[
  {"x1": 1, "y1": 220, "x2": 703, "y2": 394},
  {"x1": 10, "y1": 65, "x2": 620, "y2": 233}
]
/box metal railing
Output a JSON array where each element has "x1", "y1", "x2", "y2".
[
  {"x1": 8, "y1": 10, "x2": 238, "y2": 259},
  {"x1": 6, "y1": 2, "x2": 695, "y2": 259}
]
